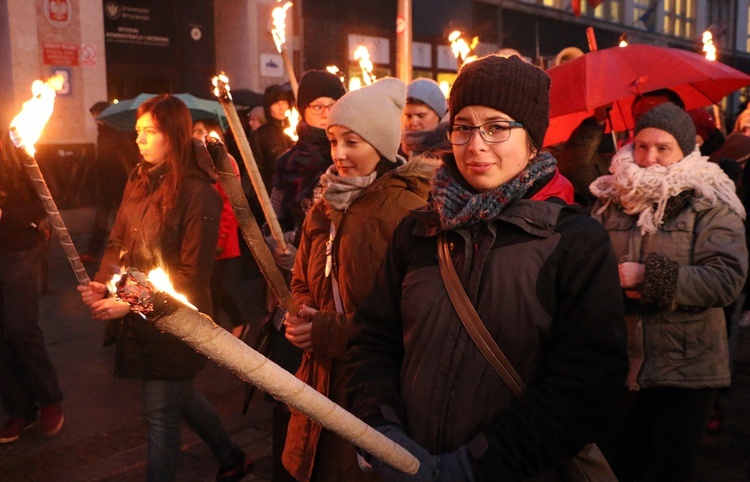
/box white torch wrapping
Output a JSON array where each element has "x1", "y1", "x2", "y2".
[{"x1": 149, "y1": 295, "x2": 419, "y2": 475}]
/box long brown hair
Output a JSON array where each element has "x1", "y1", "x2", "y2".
[{"x1": 135, "y1": 94, "x2": 193, "y2": 220}]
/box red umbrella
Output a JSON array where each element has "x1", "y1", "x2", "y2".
[{"x1": 544, "y1": 44, "x2": 750, "y2": 146}]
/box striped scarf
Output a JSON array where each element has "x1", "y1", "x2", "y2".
[{"x1": 429, "y1": 152, "x2": 557, "y2": 230}]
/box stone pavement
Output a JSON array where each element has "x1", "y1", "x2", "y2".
[{"x1": 2, "y1": 207, "x2": 750, "y2": 481}]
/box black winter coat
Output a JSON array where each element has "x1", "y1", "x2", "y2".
[{"x1": 347, "y1": 183, "x2": 628, "y2": 481}]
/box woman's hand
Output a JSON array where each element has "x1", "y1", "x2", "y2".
[
  {"x1": 284, "y1": 304, "x2": 318, "y2": 352},
  {"x1": 77, "y1": 281, "x2": 108, "y2": 307},
  {"x1": 619, "y1": 262, "x2": 645, "y2": 299},
  {"x1": 88, "y1": 297, "x2": 131, "y2": 321}
]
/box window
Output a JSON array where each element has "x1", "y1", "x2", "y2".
[
  {"x1": 634, "y1": 0, "x2": 659, "y2": 31},
  {"x1": 580, "y1": 0, "x2": 623, "y2": 22},
  {"x1": 663, "y1": 0, "x2": 696, "y2": 38}
]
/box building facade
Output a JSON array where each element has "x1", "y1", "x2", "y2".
[{"x1": 2, "y1": 0, "x2": 750, "y2": 151}]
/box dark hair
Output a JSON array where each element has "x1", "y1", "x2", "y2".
[
  {"x1": 194, "y1": 118, "x2": 225, "y2": 142},
  {"x1": 135, "y1": 94, "x2": 193, "y2": 220},
  {"x1": 631, "y1": 88, "x2": 685, "y2": 113}
]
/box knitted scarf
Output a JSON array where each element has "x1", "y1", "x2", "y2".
[
  {"x1": 590, "y1": 144, "x2": 746, "y2": 235},
  {"x1": 429, "y1": 151, "x2": 557, "y2": 230},
  {"x1": 319, "y1": 165, "x2": 378, "y2": 211}
]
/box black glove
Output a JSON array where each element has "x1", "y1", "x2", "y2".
[
  {"x1": 371, "y1": 425, "x2": 439, "y2": 482},
  {"x1": 436, "y1": 445, "x2": 475, "y2": 482},
  {"x1": 264, "y1": 234, "x2": 297, "y2": 271}
]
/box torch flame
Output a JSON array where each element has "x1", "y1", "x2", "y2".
[
  {"x1": 212, "y1": 73, "x2": 231, "y2": 100},
  {"x1": 271, "y1": 2, "x2": 293, "y2": 54},
  {"x1": 353, "y1": 45, "x2": 375, "y2": 85},
  {"x1": 702, "y1": 31, "x2": 717, "y2": 61},
  {"x1": 147, "y1": 268, "x2": 197, "y2": 310},
  {"x1": 9, "y1": 75, "x2": 64, "y2": 156},
  {"x1": 283, "y1": 108, "x2": 300, "y2": 142},
  {"x1": 449, "y1": 31, "x2": 471, "y2": 62},
  {"x1": 326, "y1": 65, "x2": 346, "y2": 84}
]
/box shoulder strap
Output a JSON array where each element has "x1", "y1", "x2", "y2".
[{"x1": 437, "y1": 232, "x2": 527, "y2": 398}]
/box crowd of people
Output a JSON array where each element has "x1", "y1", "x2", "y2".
[{"x1": 2, "y1": 50, "x2": 750, "y2": 482}]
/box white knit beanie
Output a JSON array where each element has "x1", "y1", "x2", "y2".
[{"x1": 327, "y1": 77, "x2": 406, "y2": 162}]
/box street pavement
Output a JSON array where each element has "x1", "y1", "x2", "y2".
[{"x1": 1, "y1": 207, "x2": 750, "y2": 481}]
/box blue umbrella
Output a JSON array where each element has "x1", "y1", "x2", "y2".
[{"x1": 97, "y1": 93, "x2": 228, "y2": 131}]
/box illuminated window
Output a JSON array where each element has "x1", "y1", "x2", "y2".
[
  {"x1": 579, "y1": 0, "x2": 622, "y2": 22},
  {"x1": 663, "y1": 0, "x2": 695, "y2": 38}
]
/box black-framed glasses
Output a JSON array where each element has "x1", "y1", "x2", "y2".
[
  {"x1": 307, "y1": 103, "x2": 336, "y2": 114},
  {"x1": 446, "y1": 120, "x2": 524, "y2": 145}
]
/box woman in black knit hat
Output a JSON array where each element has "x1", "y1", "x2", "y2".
[
  {"x1": 590, "y1": 102, "x2": 747, "y2": 481},
  {"x1": 346, "y1": 54, "x2": 628, "y2": 481}
]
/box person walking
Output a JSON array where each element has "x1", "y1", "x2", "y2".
[
  {"x1": 0, "y1": 137, "x2": 64, "y2": 443},
  {"x1": 281, "y1": 77, "x2": 437, "y2": 482},
  {"x1": 78, "y1": 95, "x2": 253, "y2": 482},
  {"x1": 589, "y1": 102, "x2": 747, "y2": 481},
  {"x1": 346, "y1": 55, "x2": 628, "y2": 481},
  {"x1": 265, "y1": 69, "x2": 346, "y2": 482}
]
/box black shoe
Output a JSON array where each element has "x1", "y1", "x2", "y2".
[{"x1": 216, "y1": 450, "x2": 253, "y2": 482}]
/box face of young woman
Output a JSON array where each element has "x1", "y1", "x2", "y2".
[
  {"x1": 135, "y1": 112, "x2": 169, "y2": 165},
  {"x1": 304, "y1": 96, "x2": 336, "y2": 129},
  {"x1": 633, "y1": 127, "x2": 684, "y2": 167},
  {"x1": 327, "y1": 125, "x2": 381, "y2": 178},
  {"x1": 450, "y1": 105, "x2": 535, "y2": 192}
]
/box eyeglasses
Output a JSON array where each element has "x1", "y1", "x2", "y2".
[
  {"x1": 307, "y1": 103, "x2": 336, "y2": 114},
  {"x1": 446, "y1": 120, "x2": 524, "y2": 145}
]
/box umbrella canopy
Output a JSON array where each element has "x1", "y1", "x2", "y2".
[
  {"x1": 544, "y1": 44, "x2": 750, "y2": 146},
  {"x1": 97, "y1": 93, "x2": 228, "y2": 131}
]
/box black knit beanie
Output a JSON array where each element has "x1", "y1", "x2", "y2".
[
  {"x1": 449, "y1": 55, "x2": 550, "y2": 149},
  {"x1": 297, "y1": 70, "x2": 347, "y2": 114},
  {"x1": 635, "y1": 102, "x2": 696, "y2": 157}
]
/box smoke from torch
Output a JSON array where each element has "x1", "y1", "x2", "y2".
[
  {"x1": 353, "y1": 45, "x2": 376, "y2": 86},
  {"x1": 4, "y1": 75, "x2": 91, "y2": 286}
]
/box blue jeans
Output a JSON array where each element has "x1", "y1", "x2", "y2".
[
  {"x1": 142, "y1": 379, "x2": 238, "y2": 482},
  {"x1": 0, "y1": 247, "x2": 63, "y2": 420}
]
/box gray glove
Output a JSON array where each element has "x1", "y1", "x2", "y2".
[
  {"x1": 371, "y1": 425, "x2": 439, "y2": 482},
  {"x1": 436, "y1": 445, "x2": 476, "y2": 482},
  {"x1": 264, "y1": 234, "x2": 297, "y2": 271}
]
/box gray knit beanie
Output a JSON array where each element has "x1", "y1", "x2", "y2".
[
  {"x1": 449, "y1": 54, "x2": 550, "y2": 149},
  {"x1": 327, "y1": 77, "x2": 406, "y2": 162},
  {"x1": 634, "y1": 102, "x2": 696, "y2": 157},
  {"x1": 407, "y1": 78, "x2": 448, "y2": 118}
]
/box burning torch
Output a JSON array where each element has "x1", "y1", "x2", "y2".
[
  {"x1": 203, "y1": 134, "x2": 295, "y2": 314},
  {"x1": 353, "y1": 45, "x2": 376, "y2": 86},
  {"x1": 448, "y1": 30, "x2": 478, "y2": 71},
  {"x1": 272, "y1": 1, "x2": 299, "y2": 98},
  {"x1": 3, "y1": 76, "x2": 90, "y2": 285},
  {"x1": 112, "y1": 268, "x2": 420, "y2": 474},
  {"x1": 211, "y1": 73, "x2": 288, "y2": 252}
]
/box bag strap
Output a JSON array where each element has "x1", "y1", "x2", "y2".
[{"x1": 437, "y1": 233, "x2": 527, "y2": 398}]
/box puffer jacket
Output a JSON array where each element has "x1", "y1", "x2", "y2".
[
  {"x1": 592, "y1": 195, "x2": 747, "y2": 389},
  {"x1": 347, "y1": 167, "x2": 628, "y2": 481},
  {"x1": 95, "y1": 140, "x2": 222, "y2": 380},
  {"x1": 282, "y1": 157, "x2": 436, "y2": 482}
]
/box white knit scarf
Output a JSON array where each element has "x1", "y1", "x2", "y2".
[
  {"x1": 590, "y1": 143, "x2": 745, "y2": 235},
  {"x1": 319, "y1": 165, "x2": 378, "y2": 211}
]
